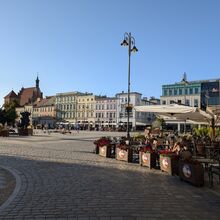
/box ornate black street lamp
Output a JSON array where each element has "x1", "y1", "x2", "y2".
[{"x1": 121, "y1": 32, "x2": 138, "y2": 140}]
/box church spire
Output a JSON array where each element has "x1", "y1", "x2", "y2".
[{"x1": 36, "y1": 75, "x2": 39, "y2": 89}]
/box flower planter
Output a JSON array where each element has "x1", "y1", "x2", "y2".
[
  {"x1": 18, "y1": 128, "x2": 33, "y2": 136},
  {"x1": 139, "y1": 152, "x2": 156, "y2": 169},
  {"x1": 116, "y1": 147, "x2": 133, "y2": 162},
  {"x1": 99, "y1": 144, "x2": 115, "y2": 158},
  {"x1": 94, "y1": 144, "x2": 99, "y2": 154},
  {"x1": 160, "y1": 154, "x2": 179, "y2": 175},
  {"x1": 93, "y1": 137, "x2": 112, "y2": 155},
  {"x1": 179, "y1": 160, "x2": 204, "y2": 186},
  {"x1": 0, "y1": 130, "x2": 9, "y2": 137}
]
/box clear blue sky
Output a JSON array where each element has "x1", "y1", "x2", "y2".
[{"x1": 1, "y1": 0, "x2": 220, "y2": 105}]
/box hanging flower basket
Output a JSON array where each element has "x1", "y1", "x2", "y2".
[
  {"x1": 159, "y1": 151, "x2": 179, "y2": 175},
  {"x1": 179, "y1": 160, "x2": 204, "y2": 186},
  {"x1": 116, "y1": 144, "x2": 133, "y2": 162}
]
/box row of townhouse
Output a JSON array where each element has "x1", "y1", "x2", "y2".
[
  {"x1": 55, "y1": 91, "x2": 160, "y2": 130},
  {"x1": 6, "y1": 75, "x2": 220, "y2": 132},
  {"x1": 4, "y1": 77, "x2": 158, "y2": 130}
]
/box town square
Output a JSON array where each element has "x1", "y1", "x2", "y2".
[
  {"x1": 1, "y1": 0, "x2": 220, "y2": 219},
  {"x1": 0, "y1": 131, "x2": 220, "y2": 219}
]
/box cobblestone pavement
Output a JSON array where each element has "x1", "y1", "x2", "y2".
[
  {"x1": 0, "y1": 171, "x2": 6, "y2": 189},
  {"x1": 0, "y1": 131, "x2": 220, "y2": 219}
]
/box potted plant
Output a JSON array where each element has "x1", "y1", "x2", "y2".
[
  {"x1": 179, "y1": 159, "x2": 204, "y2": 186},
  {"x1": 116, "y1": 143, "x2": 133, "y2": 162},
  {"x1": 93, "y1": 137, "x2": 115, "y2": 158},
  {"x1": 0, "y1": 124, "x2": 9, "y2": 137},
  {"x1": 194, "y1": 127, "x2": 211, "y2": 156},
  {"x1": 159, "y1": 150, "x2": 179, "y2": 175},
  {"x1": 139, "y1": 146, "x2": 156, "y2": 169}
]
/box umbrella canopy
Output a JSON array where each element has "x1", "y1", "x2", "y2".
[
  {"x1": 134, "y1": 104, "x2": 217, "y2": 140},
  {"x1": 134, "y1": 104, "x2": 196, "y2": 114},
  {"x1": 134, "y1": 104, "x2": 212, "y2": 123}
]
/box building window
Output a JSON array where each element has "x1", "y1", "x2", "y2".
[
  {"x1": 185, "y1": 88, "x2": 188, "y2": 95},
  {"x1": 169, "y1": 89, "x2": 172, "y2": 96},
  {"x1": 177, "y1": 100, "x2": 182, "y2": 104},
  {"x1": 186, "y1": 99, "x2": 190, "y2": 106},
  {"x1": 179, "y1": 89, "x2": 182, "y2": 95},
  {"x1": 189, "y1": 88, "x2": 193, "y2": 95},
  {"x1": 162, "y1": 100, "x2": 166, "y2": 105},
  {"x1": 164, "y1": 89, "x2": 167, "y2": 96},
  {"x1": 170, "y1": 100, "x2": 175, "y2": 104},
  {"x1": 195, "y1": 88, "x2": 199, "y2": 94},
  {"x1": 174, "y1": 89, "x2": 177, "y2": 95},
  {"x1": 194, "y1": 99, "x2": 198, "y2": 107}
]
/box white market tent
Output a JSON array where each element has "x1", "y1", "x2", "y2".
[
  {"x1": 134, "y1": 104, "x2": 212, "y2": 124},
  {"x1": 134, "y1": 104, "x2": 217, "y2": 140}
]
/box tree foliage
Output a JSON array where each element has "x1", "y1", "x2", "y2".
[
  {"x1": 19, "y1": 111, "x2": 31, "y2": 128},
  {"x1": 0, "y1": 100, "x2": 19, "y2": 126}
]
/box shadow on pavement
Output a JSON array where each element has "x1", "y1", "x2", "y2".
[{"x1": 0, "y1": 154, "x2": 220, "y2": 219}]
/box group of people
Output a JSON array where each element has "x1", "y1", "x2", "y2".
[{"x1": 144, "y1": 128, "x2": 192, "y2": 157}]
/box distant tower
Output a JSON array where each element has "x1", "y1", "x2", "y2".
[
  {"x1": 182, "y1": 72, "x2": 187, "y2": 82},
  {"x1": 36, "y1": 75, "x2": 39, "y2": 89}
]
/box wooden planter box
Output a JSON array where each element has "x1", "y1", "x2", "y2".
[
  {"x1": 160, "y1": 154, "x2": 179, "y2": 175},
  {"x1": 139, "y1": 152, "x2": 156, "y2": 169},
  {"x1": 116, "y1": 147, "x2": 133, "y2": 162},
  {"x1": 94, "y1": 144, "x2": 99, "y2": 154},
  {"x1": 99, "y1": 144, "x2": 115, "y2": 157},
  {"x1": 0, "y1": 130, "x2": 9, "y2": 137},
  {"x1": 18, "y1": 128, "x2": 33, "y2": 136},
  {"x1": 179, "y1": 160, "x2": 204, "y2": 186}
]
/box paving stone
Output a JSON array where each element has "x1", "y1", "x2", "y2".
[{"x1": 0, "y1": 131, "x2": 219, "y2": 219}]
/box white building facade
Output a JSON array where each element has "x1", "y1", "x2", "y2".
[{"x1": 116, "y1": 92, "x2": 155, "y2": 130}]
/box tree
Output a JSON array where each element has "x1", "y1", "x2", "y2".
[
  {"x1": 152, "y1": 118, "x2": 166, "y2": 131},
  {"x1": 0, "y1": 108, "x2": 7, "y2": 125},
  {"x1": 4, "y1": 100, "x2": 19, "y2": 126},
  {"x1": 19, "y1": 111, "x2": 31, "y2": 128}
]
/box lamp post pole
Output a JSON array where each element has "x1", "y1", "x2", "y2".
[
  {"x1": 181, "y1": 75, "x2": 188, "y2": 134},
  {"x1": 121, "y1": 32, "x2": 138, "y2": 140}
]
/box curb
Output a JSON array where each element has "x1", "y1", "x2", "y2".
[{"x1": 0, "y1": 166, "x2": 21, "y2": 212}]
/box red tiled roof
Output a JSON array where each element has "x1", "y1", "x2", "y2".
[
  {"x1": 19, "y1": 87, "x2": 41, "y2": 106},
  {"x1": 4, "y1": 90, "x2": 18, "y2": 99},
  {"x1": 34, "y1": 96, "x2": 55, "y2": 107}
]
